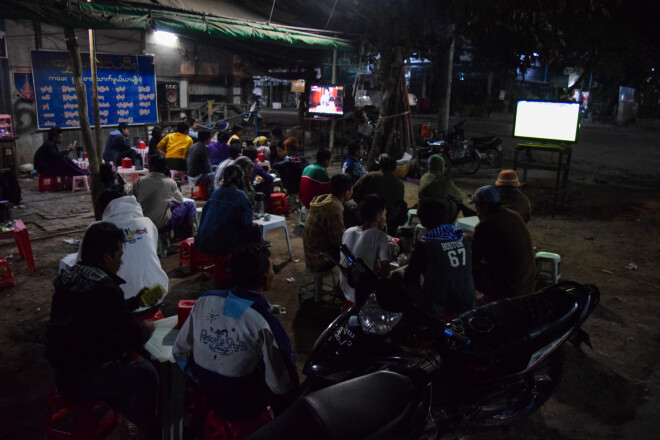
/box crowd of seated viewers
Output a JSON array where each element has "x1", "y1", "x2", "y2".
[{"x1": 44, "y1": 123, "x2": 539, "y2": 438}]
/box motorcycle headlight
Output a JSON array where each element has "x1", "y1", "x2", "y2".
[{"x1": 358, "y1": 293, "x2": 403, "y2": 335}]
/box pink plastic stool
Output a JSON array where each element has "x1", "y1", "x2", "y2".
[
  {"x1": 170, "y1": 169, "x2": 187, "y2": 184},
  {"x1": 71, "y1": 175, "x2": 90, "y2": 192}
]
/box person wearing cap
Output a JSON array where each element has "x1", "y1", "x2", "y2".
[
  {"x1": 495, "y1": 170, "x2": 531, "y2": 223},
  {"x1": 353, "y1": 153, "x2": 407, "y2": 232},
  {"x1": 103, "y1": 122, "x2": 134, "y2": 165},
  {"x1": 418, "y1": 154, "x2": 465, "y2": 224},
  {"x1": 157, "y1": 121, "x2": 194, "y2": 172},
  {"x1": 34, "y1": 126, "x2": 89, "y2": 177},
  {"x1": 469, "y1": 185, "x2": 536, "y2": 301}
]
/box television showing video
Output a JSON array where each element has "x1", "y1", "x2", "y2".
[
  {"x1": 309, "y1": 85, "x2": 344, "y2": 116},
  {"x1": 513, "y1": 100, "x2": 581, "y2": 143}
]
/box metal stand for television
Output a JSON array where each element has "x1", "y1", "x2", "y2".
[
  {"x1": 512, "y1": 143, "x2": 572, "y2": 216},
  {"x1": 302, "y1": 115, "x2": 345, "y2": 159}
]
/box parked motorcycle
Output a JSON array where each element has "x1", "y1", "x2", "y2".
[
  {"x1": 473, "y1": 136, "x2": 504, "y2": 168},
  {"x1": 300, "y1": 246, "x2": 600, "y2": 438}
]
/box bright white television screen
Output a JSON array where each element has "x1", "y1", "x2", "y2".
[{"x1": 513, "y1": 101, "x2": 581, "y2": 143}]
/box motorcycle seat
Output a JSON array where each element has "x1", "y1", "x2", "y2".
[
  {"x1": 245, "y1": 371, "x2": 418, "y2": 440},
  {"x1": 472, "y1": 136, "x2": 501, "y2": 147}
]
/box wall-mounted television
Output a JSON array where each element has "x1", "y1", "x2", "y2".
[
  {"x1": 513, "y1": 100, "x2": 581, "y2": 143},
  {"x1": 309, "y1": 84, "x2": 344, "y2": 116}
]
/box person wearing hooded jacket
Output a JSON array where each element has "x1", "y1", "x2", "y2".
[
  {"x1": 77, "y1": 191, "x2": 169, "y2": 310},
  {"x1": 303, "y1": 173, "x2": 353, "y2": 273},
  {"x1": 418, "y1": 154, "x2": 465, "y2": 224}
]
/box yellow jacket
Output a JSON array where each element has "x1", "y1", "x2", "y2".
[{"x1": 158, "y1": 132, "x2": 193, "y2": 159}]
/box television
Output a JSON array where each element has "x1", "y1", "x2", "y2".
[
  {"x1": 513, "y1": 100, "x2": 581, "y2": 143},
  {"x1": 309, "y1": 84, "x2": 344, "y2": 116}
]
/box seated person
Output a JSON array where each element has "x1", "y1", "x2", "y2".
[
  {"x1": 196, "y1": 165, "x2": 261, "y2": 256},
  {"x1": 173, "y1": 244, "x2": 299, "y2": 419},
  {"x1": 186, "y1": 130, "x2": 215, "y2": 191},
  {"x1": 214, "y1": 143, "x2": 242, "y2": 189},
  {"x1": 268, "y1": 127, "x2": 285, "y2": 163},
  {"x1": 469, "y1": 185, "x2": 537, "y2": 301},
  {"x1": 242, "y1": 147, "x2": 274, "y2": 197},
  {"x1": 229, "y1": 124, "x2": 244, "y2": 144},
  {"x1": 418, "y1": 154, "x2": 465, "y2": 224},
  {"x1": 231, "y1": 156, "x2": 257, "y2": 203},
  {"x1": 73, "y1": 190, "x2": 169, "y2": 316},
  {"x1": 281, "y1": 136, "x2": 308, "y2": 168},
  {"x1": 208, "y1": 130, "x2": 231, "y2": 166},
  {"x1": 99, "y1": 163, "x2": 126, "y2": 194},
  {"x1": 303, "y1": 173, "x2": 353, "y2": 273},
  {"x1": 103, "y1": 122, "x2": 138, "y2": 166},
  {"x1": 299, "y1": 149, "x2": 332, "y2": 209},
  {"x1": 46, "y1": 222, "x2": 159, "y2": 439},
  {"x1": 339, "y1": 194, "x2": 390, "y2": 305},
  {"x1": 342, "y1": 140, "x2": 367, "y2": 184},
  {"x1": 402, "y1": 198, "x2": 476, "y2": 317},
  {"x1": 34, "y1": 127, "x2": 88, "y2": 177},
  {"x1": 495, "y1": 169, "x2": 531, "y2": 223},
  {"x1": 130, "y1": 155, "x2": 196, "y2": 241},
  {"x1": 157, "y1": 121, "x2": 193, "y2": 172},
  {"x1": 185, "y1": 117, "x2": 199, "y2": 140},
  {"x1": 353, "y1": 153, "x2": 407, "y2": 232},
  {"x1": 147, "y1": 125, "x2": 164, "y2": 159}
]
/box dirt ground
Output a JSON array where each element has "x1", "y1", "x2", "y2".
[{"x1": 1, "y1": 143, "x2": 659, "y2": 439}]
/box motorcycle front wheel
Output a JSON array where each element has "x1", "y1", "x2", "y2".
[
  {"x1": 485, "y1": 149, "x2": 504, "y2": 168},
  {"x1": 454, "y1": 146, "x2": 480, "y2": 175}
]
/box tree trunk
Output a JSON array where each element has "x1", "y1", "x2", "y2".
[
  {"x1": 65, "y1": 27, "x2": 102, "y2": 219},
  {"x1": 436, "y1": 25, "x2": 455, "y2": 132}
]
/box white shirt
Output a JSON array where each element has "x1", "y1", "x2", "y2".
[{"x1": 339, "y1": 226, "x2": 390, "y2": 303}]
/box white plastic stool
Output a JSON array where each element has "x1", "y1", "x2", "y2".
[
  {"x1": 299, "y1": 206, "x2": 309, "y2": 228},
  {"x1": 535, "y1": 251, "x2": 561, "y2": 284},
  {"x1": 406, "y1": 208, "x2": 418, "y2": 226},
  {"x1": 71, "y1": 175, "x2": 90, "y2": 192}
]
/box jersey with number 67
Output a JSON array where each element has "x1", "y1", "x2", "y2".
[{"x1": 404, "y1": 237, "x2": 476, "y2": 317}]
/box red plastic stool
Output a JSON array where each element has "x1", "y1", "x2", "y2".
[
  {"x1": 191, "y1": 182, "x2": 210, "y2": 200},
  {"x1": 39, "y1": 175, "x2": 60, "y2": 192},
  {"x1": 204, "y1": 408, "x2": 272, "y2": 440},
  {"x1": 0, "y1": 258, "x2": 15, "y2": 287},
  {"x1": 179, "y1": 237, "x2": 198, "y2": 269},
  {"x1": 198, "y1": 252, "x2": 232, "y2": 285},
  {"x1": 45, "y1": 388, "x2": 119, "y2": 440},
  {"x1": 266, "y1": 192, "x2": 290, "y2": 216}
]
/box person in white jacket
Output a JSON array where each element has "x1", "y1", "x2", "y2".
[{"x1": 70, "y1": 190, "x2": 169, "y2": 313}]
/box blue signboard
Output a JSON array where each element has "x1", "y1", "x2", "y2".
[{"x1": 31, "y1": 50, "x2": 158, "y2": 130}]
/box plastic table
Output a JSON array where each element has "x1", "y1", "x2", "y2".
[
  {"x1": 116, "y1": 166, "x2": 149, "y2": 184},
  {"x1": 0, "y1": 219, "x2": 36, "y2": 274},
  {"x1": 253, "y1": 214, "x2": 292, "y2": 260},
  {"x1": 454, "y1": 216, "x2": 480, "y2": 233}
]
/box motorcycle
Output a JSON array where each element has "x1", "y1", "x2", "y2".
[
  {"x1": 473, "y1": 136, "x2": 504, "y2": 168},
  {"x1": 301, "y1": 246, "x2": 600, "y2": 438}
]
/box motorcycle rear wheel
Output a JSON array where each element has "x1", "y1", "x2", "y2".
[
  {"x1": 454, "y1": 147, "x2": 480, "y2": 175},
  {"x1": 485, "y1": 149, "x2": 504, "y2": 168},
  {"x1": 472, "y1": 349, "x2": 564, "y2": 428}
]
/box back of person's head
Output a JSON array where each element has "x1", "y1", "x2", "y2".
[
  {"x1": 231, "y1": 124, "x2": 243, "y2": 134},
  {"x1": 99, "y1": 163, "x2": 115, "y2": 184},
  {"x1": 228, "y1": 144, "x2": 242, "y2": 159},
  {"x1": 316, "y1": 149, "x2": 332, "y2": 164},
  {"x1": 187, "y1": 117, "x2": 195, "y2": 127},
  {"x1": 348, "y1": 140, "x2": 361, "y2": 156},
  {"x1": 80, "y1": 222, "x2": 124, "y2": 266},
  {"x1": 331, "y1": 173, "x2": 353, "y2": 197},
  {"x1": 428, "y1": 154, "x2": 445, "y2": 174},
  {"x1": 233, "y1": 156, "x2": 253, "y2": 173},
  {"x1": 48, "y1": 126, "x2": 63, "y2": 140},
  {"x1": 230, "y1": 244, "x2": 271, "y2": 290},
  {"x1": 284, "y1": 136, "x2": 300, "y2": 154},
  {"x1": 222, "y1": 164, "x2": 244, "y2": 188},
  {"x1": 197, "y1": 130, "x2": 212, "y2": 143},
  {"x1": 98, "y1": 189, "x2": 125, "y2": 216},
  {"x1": 216, "y1": 130, "x2": 231, "y2": 143},
  {"x1": 417, "y1": 198, "x2": 447, "y2": 230},
  {"x1": 118, "y1": 122, "x2": 129, "y2": 132},
  {"x1": 377, "y1": 153, "x2": 397, "y2": 172},
  {"x1": 271, "y1": 126, "x2": 283, "y2": 138},
  {"x1": 359, "y1": 194, "x2": 386, "y2": 223},
  {"x1": 148, "y1": 154, "x2": 167, "y2": 173},
  {"x1": 176, "y1": 121, "x2": 189, "y2": 134},
  {"x1": 242, "y1": 147, "x2": 258, "y2": 161},
  {"x1": 151, "y1": 125, "x2": 162, "y2": 138}
]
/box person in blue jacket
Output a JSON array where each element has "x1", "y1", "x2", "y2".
[{"x1": 173, "y1": 244, "x2": 299, "y2": 418}]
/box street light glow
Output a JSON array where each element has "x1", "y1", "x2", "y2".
[{"x1": 153, "y1": 30, "x2": 178, "y2": 47}]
